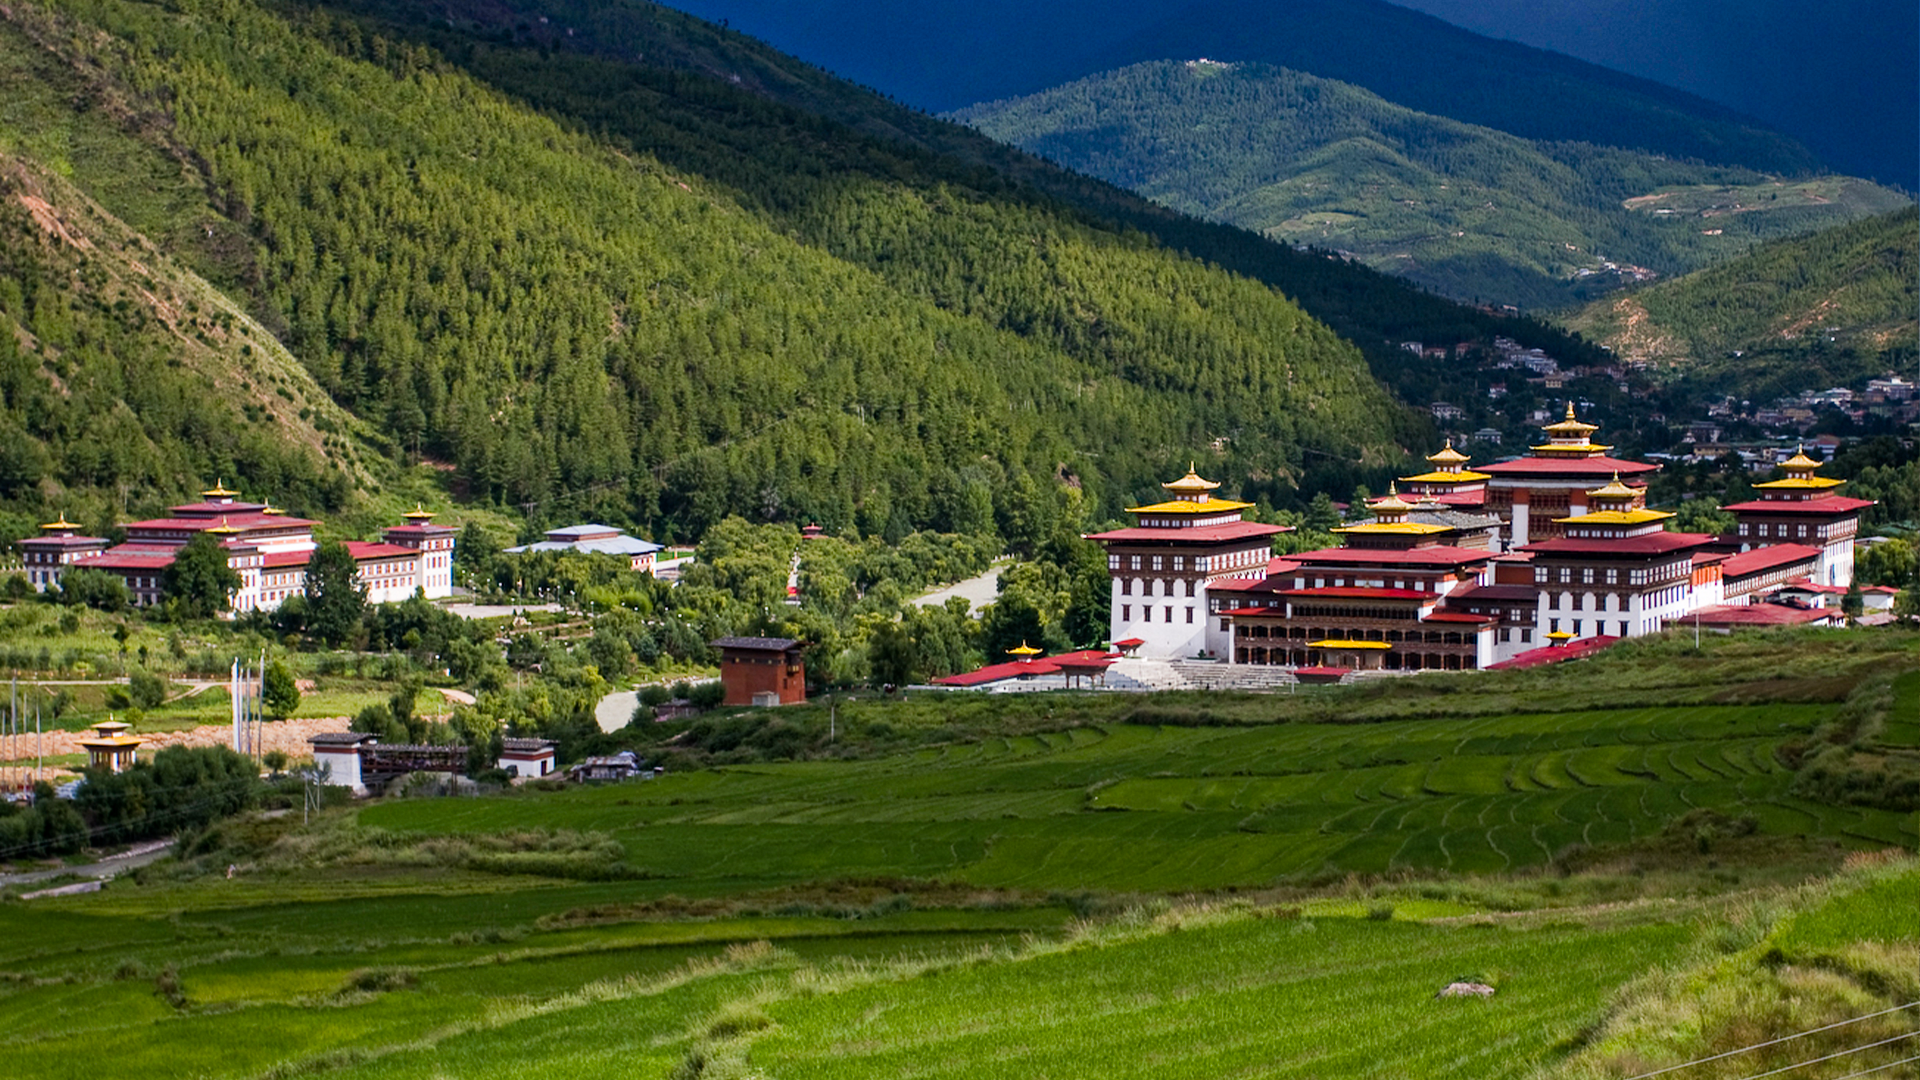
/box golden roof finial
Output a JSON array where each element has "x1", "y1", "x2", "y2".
[
  {"x1": 41, "y1": 513, "x2": 80, "y2": 531},
  {"x1": 1007, "y1": 641, "x2": 1043, "y2": 658},
  {"x1": 402, "y1": 503, "x2": 437, "y2": 521},
  {"x1": 1565, "y1": 400, "x2": 1577, "y2": 420},
  {"x1": 202, "y1": 478, "x2": 239, "y2": 499},
  {"x1": 207, "y1": 515, "x2": 243, "y2": 535}
]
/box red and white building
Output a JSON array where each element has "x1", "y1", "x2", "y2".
[
  {"x1": 22, "y1": 483, "x2": 457, "y2": 614},
  {"x1": 1478, "y1": 404, "x2": 1659, "y2": 548},
  {"x1": 1721, "y1": 447, "x2": 1873, "y2": 587},
  {"x1": 1086, "y1": 468, "x2": 1291, "y2": 659}
]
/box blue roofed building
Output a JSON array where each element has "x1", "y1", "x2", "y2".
[{"x1": 505, "y1": 524, "x2": 664, "y2": 573}]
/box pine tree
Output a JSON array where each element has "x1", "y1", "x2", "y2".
[
  {"x1": 305, "y1": 541, "x2": 367, "y2": 646},
  {"x1": 164, "y1": 534, "x2": 242, "y2": 621}
]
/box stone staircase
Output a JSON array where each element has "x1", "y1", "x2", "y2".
[
  {"x1": 1170, "y1": 660, "x2": 1300, "y2": 692},
  {"x1": 1105, "y1": 658, "x2": 1196, "y2": 692}
]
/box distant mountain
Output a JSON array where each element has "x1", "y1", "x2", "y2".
[
  {"x1": 1564, "y1": 207, "x2": 1918, "y2": 400},
  {"x1": 655, "y1": 0, "x2": 1823, "y2": 176},
  {"x1": 0, "y1": 0, "x2": 1413, "y2": 540},
  {"x1": 1388, "y1": 0, "x2": 1919, "y2": 191},
  {"x1": 953, "y1": 61, "x2": 1911, "y2": 309}
]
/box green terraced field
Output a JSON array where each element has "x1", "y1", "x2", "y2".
[{"x1": 361, "y1": 704, "x2": 1913, "y2": 891}]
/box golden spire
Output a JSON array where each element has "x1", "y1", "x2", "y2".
[
  {"x1": 1371, "y1": 482, "x2": 1414, "y2": 513},
  {"x1": 1425, "y1": 439, "x2": 1471, "y2": 466},
  {"x1": 40, "y1": 514, "x2": 80, "y2": 531},
  {"x1": 1160, "y1": 465, "x2": 1221, "y2": 498},
  {"x1": 1007, "y1": 641, "x2": 1043, "y2": 658},
  {"x1": 202, "y1": 478, "x2": 239, "y2": 499},
  {"x1": 1586, "y1": 472, "x2": 1638, "y2": 502},
  {"x1": 402, "y1": 503, "x2": 437, "y2": 521},
  {"x1": 207, "y1": 515, "x2": 243, "y2": 535},
  {"x1": 1779, "y1": 443, "x2": 1823, "y2": 472}
]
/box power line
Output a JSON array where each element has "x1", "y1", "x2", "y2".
[
  {"x1": 1622, "y1": 1003, "x2": 1920, "y2": 1080},
  {"x1": 1730, "y1": 1033, "x2": 1918, "y2": 1080},
  {"x1": 1823, "y1": 1053, "x2": 1920, "y2": 1080}
]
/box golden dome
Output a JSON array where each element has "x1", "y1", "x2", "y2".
[
  {"x1": 1425, "y1": 440, "x2": 1471, "y2": 466},
  {"x1": 1160, "y1": 464, "x2": 1222, "y2": 497},
  {"x1": 202, "y1": 478, "x2": 240, "y2": 499}
]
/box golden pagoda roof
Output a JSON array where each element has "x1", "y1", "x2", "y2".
[
  {"x1": 1556, "y1": 508, "x2": 1672, "y2": 526},
  {"x1": 1541, "y1": 401, "x2": 1600, "y2": 436},
  {"x1": 1426, "y1": 441, "x2": 1471, "y2": 466},
  {"x1": 207, "y1": 516, "x2": 244, "y2": 535},
  {"x1": 1545, "y1": 630, "x2": 1575, "y2": 641},
  {"x1": 1006, "y1": 642, "x2": 1043, "y2": 657},
  {"x1": 1334, "y1": 521, "x2": 1452, "y2": 535},
  {"x1": 1755, "y1": 445, "x2": 1844, "y2": 489},
  {"x1": 1586, "y1": 474, "x2": 1639, "y2": 501},
  {"x1": 1161, "y1": 465, "x2": 1221, "y2": 496},
  {"x1": 1529, "y1": 441, "x2": 1615, "y2": 455},
  {"x1": 202, "y1": 479, "x2": 240, "y2": 498},
  {"x1": 1307, "y1": 639, "x2": 1393, "y2": 650},
  {"x1": 91, "y1": 720, "x2": 132, "y2": 734},
  {"x1": 402, "y1": 504, "x2": 437, "y2": 521},
  {"x1": 40, "y1": 515, "x2": 81, "y2": 531},
  {"x1": 1370, "y1": 483, "x2": 1414, "y2": 513},
  {"x1": 1127, "y1": 496, "x2": 1253, "y2": 515}
]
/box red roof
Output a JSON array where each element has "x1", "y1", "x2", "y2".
[
  {"x1": 1419, "y1": 491, "x2": 1489, "y2": 507},
  {"x1": 1720, "y1": 496, "x2": 1875, "y2": 514},
  {"x1": 1478, "y1": 456, "x2": 1659, "y2": 476},
  {"x1": 125, "y1": 512, "x2": 318, "y2": 532},
  {"x1": 1292, "y1": 666, "x2": 1352, "y2": 682},
  {"x1": 75, "y1": 546, "x2": 178, "y2": 571},
  {"x1": 20, "y1": 535, "x2": 108, "y2": 548},
  {"x1": 1277, "y1": 586, "x2": 1433, "y2": 601},
  {"x1": 1266, "y1": 557, "x2": 1302, "y2": 574},
  {"x1": 1487, "y1": 635, "x2": 1622, "y2": 670},
  {"x1": 167, "y1": 500, "x2": 268, "y2": 515},
  {"x1": 1050, "y1": 649, "x2": 1119, "y2": 671},
  {"x1": 1112, "y1": 637, "x2": 1146, "y2": 648},
  {"x1": 384, "y1": 523, "x2": 456, "y2": 536},
  {"x1": 1220, "y1": 605, "x2": 1285, "y2": 617},
  {"x1": 345, "y1": 542, "x2": 417, "y2": 562},
  {"x1": 1719, "y1": 544, "x2": 1822, "y2": 577},
  {"x1": 262, "y1": 550, "x2": 312, "y2": 568},
  {"x1": 933, "y1": 659, "x2": 1060, "y2": 686},
  {"x1": 1086, "y1": 522, "x2": 1290, "y2": 543},
  {"x1": 1521, "y1": 532, "x2": 1713, "y2": 556},
  {"x1": 1285, "y1": 546, "x2": 1494, "y2": 567},
  {"x1": 1686, "y1": 604, "x2": 1837, "y2": 627}
]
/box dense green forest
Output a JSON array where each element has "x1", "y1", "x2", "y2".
[
  {"x1": 0, "y1": 0, "x2": 1427, "y2": 547},
  {"x1": 954, "y1": 62, "x2": 1910, "y2": 310},
  {"x1": 653, "y1": 0, "x2": 1825, "y2": 178},
  {"x1": 334, "y1": 0, "x2": 1614, "y2": 442},
  {"x1": 1567, "y1": 207, "x2": 1918, "y2": 402}
]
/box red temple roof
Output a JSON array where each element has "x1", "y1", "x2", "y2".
[
  {"x1": 1085, "y1": 521, "x2": 1290, "y2": 543},
  {"x1": 1478, "y1": 456, "x2": 1658, "y2": 476},
  {"x1": 345, "y1": 541, "x2": 418, "y2": 561},
  {"x1": 1277, "y1": 586, "x2": 1434, "y2": 601},
  {"x1": 1283, "y1": 546, "x2": 1494, "y2": 567},
  {"x1": 1521, "y1": 532, "x2": 1712, "y2": 556},
  {"x1": 1719, "y1": 544, "x2": 1822, "y2": 577},
  {"x1": 1487, "y1": 635, "x2": 1622, "y2": 670},
  {"x1": 1719, "y1": 496, "x2": 1875, "y2": 514}
]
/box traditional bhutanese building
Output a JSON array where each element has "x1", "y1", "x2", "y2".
[
  {"x1": 1517, "y1": 475, "x2": 1715, "y2": 640},
  {"x1": 1721, "y1": 446, "x2": 1873, "y2": 587},
  {"x1": 19, "y1": 517, "x2": 109, "y2": 591},
  {"x1": 1397, "y1": 441, "x2": 1492, "y2": 511},
  {"x1": 1216, "y1": 487, "x2": 1499, "y2": 672},
  {"x1": 379, "y1": 508, "x2": 458, "y2": 599},
  {"x1": 1086, "y1": 467, "x2": 1291, "y2": 659},
  {"x1": 1479, "y1": 403, "x2": 1659, "y2": 548},
  {"x1": 40, "y1": 483, "x2": 454, "y2": 614}
]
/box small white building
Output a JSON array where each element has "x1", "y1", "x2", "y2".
[
  {"x1": 498, "y1": 737, "x2": 558, "y2": 779},
  {"x1": 309, "y1": 732, "x2": 379, "y2": 795}
]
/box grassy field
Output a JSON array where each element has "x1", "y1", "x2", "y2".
[{"x1": 0, "y1": 630, "x2": 1912, "y2": 1078}]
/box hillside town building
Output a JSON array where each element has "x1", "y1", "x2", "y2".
[
  {"x1": 505, "y1": 524, "x2": 664, "y2": 573},
  {"x1": 20, "y1": 484, "x2": 456, "y2": 613}
]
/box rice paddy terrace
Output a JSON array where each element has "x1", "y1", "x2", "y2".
[{"x1": 0, "y1": 631, "x2": 1914, "y2": 1078}]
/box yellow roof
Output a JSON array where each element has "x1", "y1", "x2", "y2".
[
  {"x1": 91, "y1": 720, "x2": 132, "y2": 734},
  {"x1": 1307, "y1": 639, "x2": 1393, "y2": 649},
  {"x1": 40, "y1": 515, "x2": 81, "y2": 531},
  {"x1": 1160, "y1": 465, "x2": 1221, "y2": 496},
  {"x1": 1127, "y1": 497, "x2": 1253, "y2": 515},
  {"x1": 202, "y1": 478, "x2": 240, "y2": 498},
  {"x1": 1400, "y1": 469, "x2": 1492, "y2": 483},
  {"x1": 1006, "y1": 642, "x2": 1043, "y2": 657},
  {"x1": 1425, "y1": 440, "x2": 1471, "y2": 466},
  {"x1": 207, "y1": 516, "x2": 244, "y2": 535},
  {"x1": 1779, "y1": 444, "x2": 1824, "y2": 471},
  {"x1": 1545, "y1": 630, "x2": 1575, "y2": 641},
  {"x1": 1754, "y1": 476, "x2": 1844, "y2": 490},
  {"x1": 79, "y1": 735, "x2": 143, "y2": 748},
  {"x1": 1586, "y1": 473, "x2": 1639, "y2": 501},
  {"x1": 1370, "y1": 483, "x2": 1413, "y2": 513},
  {"x1": 402, "y1": 504, "x2": 437, "y2": 521},
  {"x1": 1334, "y1": 521, "x2": 1451, "y2": 535},
  {"x1": 1556, "y1": 508, "x2": 1672, "y2": 525}
]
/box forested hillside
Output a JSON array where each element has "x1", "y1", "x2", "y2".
[
  {"x1": 1566, "y1": 207, "x2": 1918, "y2": 400},
  {"x1": 653, "y1": 0, "x2": 1822, "y2": 177},
  {"x1": 954, "y1": 62, "x2": 1911, "y2": 309},
  {"x1": 0, "y1": 0, "x2": 1414, "y2": 546}
]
